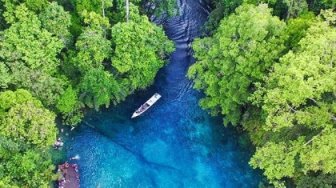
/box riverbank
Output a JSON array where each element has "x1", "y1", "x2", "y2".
[{"x1": 64, "y1": 0, "x2": 261, "y2": 187}]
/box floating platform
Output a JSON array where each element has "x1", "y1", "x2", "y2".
[{"x1": 58, "y1": 162, "x2": 79, "y2": 188}]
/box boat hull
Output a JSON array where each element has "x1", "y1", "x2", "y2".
[{"x1": 131, "y1": 93, "x2": 161, "y2": 118}]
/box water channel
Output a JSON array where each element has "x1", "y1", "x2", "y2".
[{"x1": 66, "y1": 0, "x2": 261, "y2": 187}]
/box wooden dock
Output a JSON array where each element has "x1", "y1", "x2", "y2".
[{"x1": 58, "y1": 162, "x2": 80, "y2": 188}]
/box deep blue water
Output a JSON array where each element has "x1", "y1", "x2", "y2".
[{"x1": 65, "y1": 0, "x2": 261, "y2": 187}]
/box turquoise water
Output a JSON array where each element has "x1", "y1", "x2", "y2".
[{"x1": 65, "y1": 0, "x2": 261, "y2": 187}]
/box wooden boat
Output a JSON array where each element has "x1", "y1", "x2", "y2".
[{"x1": 132, "y1": 93, "x2": 161, "y2": 118}]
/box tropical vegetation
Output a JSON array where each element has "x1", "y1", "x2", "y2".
[
  {"x1": 189, "y1": 0, "x2": 336, "y2": 187},
  {"x1": 0, "y1": 0, "x2": 173, "y2": 186},
  {"x1": 1, "y1": 0, "x2": 335, "y2": 187}
]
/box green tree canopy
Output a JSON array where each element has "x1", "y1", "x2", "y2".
[
  {"x1": 0, "y1": 0, "x2": 175, "y2": 187},
  {"x1": 72, "y1": 0, "x2": 112, "y2": 15},
  {"x1": 56, "y1": 86, "x2": 79, "y2": 114},
  {"x1": 73, "y1": 11, "x2": 111, "y2": 72},
  {"x1": 0, "y1": 89, "x2": 57, "y2": 187},
  {"x1": 1, "y1": 149, "x2": 55, "y2": 187},
  {"x1": 0, "y1": 4, "x2": 66, "y2": 106},
  {"x1": 285, "y1": 12, "x2": 316, "y2": 50},
  {"x1": 0, "y1": 89, "x2": 57, "y2": 148},
  {"x1": 188, "y1": 4, "x2": 287, "y2": 125},
  {"x1": 111, "y1": 13, "x2": 174, "y2": 93},
  {"x1": 252, "y1": 17, "x2": 336, "y2": 132},
  {"x1": 56, "y1": 86, "x2": 83, "y2": 126},
  {"x1": 250, "y1": 140, "x2": 301, "y2": 180},
  {"x1": 0, "y1": 136, "x2": 55, "y2": 187},
  {"x1": 38, "y1": 2, "x2": 72, "y2": 46},
  {"x1": 250, "y1": 14, "x2": 336, "y2": 184},
  {"x1": 70, "y1": 11, "x2": 120, "y2": 110},
  {"x1": 0, "y1": 63, "x2": 11, "y2": 89},
  {"x1": 0, "y1": 4, "x2": 63, "y2": 73},
  {"x1": 79, "y1": 69, "x2": 121, "y2": 110}
]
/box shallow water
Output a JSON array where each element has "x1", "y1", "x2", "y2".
[{"x1": 65, "y1": 0, "x2": 261, "y2": 187}]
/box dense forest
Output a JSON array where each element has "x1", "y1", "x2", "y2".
[
  {"x1": 0, "y1": 0, "x2": 173, "y2": 186},
  {"x1": 189, "y1": 0, "x2": 336, "y2": 187},
  {"x1": 0, "y1": 0, "x2": 335, "y2": 187}
]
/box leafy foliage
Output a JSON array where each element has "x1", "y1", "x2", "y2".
[
  {"x1": 38, "y1": 2, "x2": 72, "y2": 46},
  {"x1": 190, "y1": 2, "x2": 336, "y2": 187},
  {"x1": 188, "y1": 4, "x2": 286, "y2": 125},
  {"x1": 73, "y1": 12, "x2": 111, "y2": 72},
  {"x1": 297, "y1": 173, "x2": 336, "y2": 188},
  {"x1": 0, "y1": 4, "x2": 66, "y2": 106},
  {"x1": 0, "y1": 90, "x2": 56, "y2": 187},
  {"x1": 111, "y1": 13, "x2": 174, "y2": 92},
  {"x1": 249, "y1": 14, "x2": 336, "y2": 185},
  {"x1": 70, "y1": 11, "x2": 121, "y2": 110},
  {"x1": 79, "y1": 69, "x2": 121, "y2": 110},
  {"x1": 300, "y1": 129, "x2": 336, "y2": 173},
  {"x1": 250, "y1": 141, "x2": 300, "y2": 180},
  {"x1": 56, "y1": 86, "x2": 79, "y2": 114},
  {"x1": 1, "y1": 149, "x2": 55, "y2": 187},
  {"x1": 73, "y1": 0, "x2": 112, "y2": 15},
  {"x1": 0, "y1": 89, "x2": 57, "y2": 147},
  {"x1": 0, "y1": 63, "x2": 11, "y2": 89},
  {"x1": 283, "y1": 0, "x2": 308, "y2": 18},
  {"x1": 205, "y1": 0, "x2": 331, "y2": 32},
  {"x1": 0, "y1": 0, "x2": 174, "y2": 186},
  {"x1": 146, "y1": 0, "x2": 177, "y2": 17},
  {"x1": 285, "y1": 12, "x2": 316, "y2": 50},
  {"x1": 252, "y1": 17, "x2": 336, "y2": 132}
]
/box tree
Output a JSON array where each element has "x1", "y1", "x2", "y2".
[
  {"x1": 250, "y1": 14, "x2": 336, "y2": 185},
  {"x1": 283, "y1": 0, "x2": 308, "y2": 19},
  {"x1": 56, "y1": 86, "x2": 83, "y2": 126},
  {"x1": 308, "y1": 0, "x2": 336, "y2": 13},
  {"x1": 73, "y1": 0, "x2": 112, "y2": 16},
  {"x1": 0, "y1": 4, "x2": 63, "y2": 73},
  {"x1": 0, "y1": 0, "x2": 176, "y2": 187},
  {"x1": 38, "y1": 2, "x2": 72, "y2": 46},
  {"x1": 73, "y1": 11, "x2": 111, "y2": 72},
  {"x1": 297, "y1": 173, "x2": 336, "y2": 188},
  {"x1": 252, "y1": 17, "x2": 336, "y2": 132},
  {"x1": 1, "y1": 0, "x2": 48, "y2": 23},
  {"x1": 3, "y1": 150, "x2": 55, "y2": 187},
  {"x1": 204, "y1": 0, "x2": 244, "y2": 32},
  {"x1": 188, "y1": 4, "x2": 287, "y2": 125},
  {"x1": 0, "y1": 4, "x2": 66, "y2": 106},
  {"x1": 285, "y1": 12, "x2": 316, "y2": 50},
  {"x1": 0, "y1": 136, "x2": 56, "y2": 187},
  {"x1": 0, "y1": 89, "x2": 57, "y2": 148},
  {"x1": 0, "y1": 89, "x2": 36, "y2": 112},
  {"x1": 0, "y1": 2, "x2": 7, "y2": 30},
  {"x1": 111, "y1": 12, "x2": 174, "y2": 93},
  {"x1": 300, "y1": 129, "x2": 336, "y2": 174},
  {"x1": 250, "y1": 141, "x2": 301, "y2": 180},
  {"x1": 146, "y1": 0, "x2": 177, "y2": 17},
  {"x1": 205, "y1": 0, "x2": 327, "y2": 33},
  {"x1": 0, "y1": 63, "x2": 11, "y2": 89},
  {"x1": 79, "y1": 69, "x2": 121, "y2": 110},
  {"x1": 0, "y1": 90, "x2": 57, "y2": 187},
  {"x1": 22, "y1": 0, "x2": 48, "y2": 11},
  {"x1": 70, "y1": 11, "x2": 120, "y2": 110},
  {"x1": 56, "y1": 86, "x2": 79, "y2": 114}
]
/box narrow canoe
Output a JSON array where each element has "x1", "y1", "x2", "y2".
[{"x1": 131, "y1": 93, "x2": 161, "y2": 118}]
